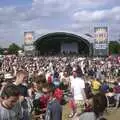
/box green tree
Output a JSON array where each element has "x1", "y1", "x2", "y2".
[
  {"x1": 109, "y1": 41, "x2": 120, "y2": 54},
  {"x1": 0, "y1": 47, "x2": 4, "y2": 54},
  {"x1": 8, "y1": 43, "x2": 21, "y2": 54}
]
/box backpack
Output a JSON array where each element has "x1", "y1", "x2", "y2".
[
  {"x1": 45, "y1": 102, "x2": 52, "y2": 120},
  {"x1": 45, "y1": 99, "x2": 62, "y2": 120},
  {"x1": 45, "y1": 99, "x2": 56, "y2": 120}
]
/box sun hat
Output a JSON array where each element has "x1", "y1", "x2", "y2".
[{"x1": 4, "y1": 73, "x2": 13, "y2": 79}]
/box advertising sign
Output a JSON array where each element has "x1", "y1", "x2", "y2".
[
  {"x1": 24, "y1": 45, "x2": 34, "y2": 51},
  {"x1": 24, "y1": 31, "x2": 34, "y2": 45},
  {"x1": 94, "y1": 27, "x2": 109, "y2": 56},
  {"x1": 94, "y1": 27, "x2": 108, "y2": 44},
  {"x1": 94, "y1": 44, "x2": 108, "y2": 49}
]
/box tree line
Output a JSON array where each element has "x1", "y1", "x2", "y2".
[{"x1": 0, "y1": 41, "x2": 120, "y2": 55}]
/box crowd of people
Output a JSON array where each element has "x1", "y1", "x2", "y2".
[{"x1": 0, "y1": 55, "x2": 120, "y2": 120}]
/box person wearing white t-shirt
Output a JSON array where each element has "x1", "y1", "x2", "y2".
[{"x1": 69, "y1": 68, "x2": 86, "y2": 118}]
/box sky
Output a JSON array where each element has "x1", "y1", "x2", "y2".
[{"x1": 0, "y1": 0, "x2": 120, "y2": 48}]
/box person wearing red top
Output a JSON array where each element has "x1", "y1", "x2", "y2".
[
  {"x1": 39, "y1": 84, "x2": 50, "y2": 114},
  {"x1": 48, "y1": 76, "x2": 52, "y2": 84},
  {"x1": 53, "y1": 88, "x2": 63, "y2": 102}
]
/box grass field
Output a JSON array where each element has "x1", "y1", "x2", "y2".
[
  {"x1": 105, "y1": 108, "x2": 120, "y2": 120},
  {"x1": 62, "y1": 104, "x2": 120, "y2": 120}
]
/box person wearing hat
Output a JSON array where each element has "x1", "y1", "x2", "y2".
[
  {"x1": 4, "y1": 73, "x2": 14, "y2": 80},
  {"x1": 0, "y1": 73, "x2": 14, "y2": 96}
]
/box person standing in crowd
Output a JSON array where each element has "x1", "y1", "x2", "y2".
[
  {"x1": 91, "y1": 77, "x2": 101, "y2": 95},
  {"x1": 39, "y1": 83, "x2": 50, "y2": 118},
  {"x1": 13, "y1": 70, "x2": 29, "y2": 120},
  {"x1": 45, "y1": 84, "x2": 62, "y2": 120},
  {"x1": 114, "y1": 81, "x2": 120, "y2": 108},
  {"x1": 69, "y1": 67, "x2": 86, "y2": 118},
  {"x1": 0, "y1": 84, "x2": 22, "y2": 120},
  {"x1": 100, "y1": 81, "x2": 109, "y2": 94},
  {"x1": 13, "y1": 70, "x2": 28, "y2": 97}
]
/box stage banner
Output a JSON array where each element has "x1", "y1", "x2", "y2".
[
  {"x1": 24, "y1": 45, "x2": 35, "y2": 51},
  {"x1": 94, "y1": 27, "x2": 109, "y2": 56},
  {"x1": 24, "y1": 31, "x2": 34, "y2": 45},
  {"x1": 94, "y1": 44, "x2": 108, "y2": 49},
  {"x1": 94, "y1": 27, "x2": 108, "y2": 44}
]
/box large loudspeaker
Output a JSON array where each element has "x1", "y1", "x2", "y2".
[{"x1": 61, "y1": 42, "x2": 78, "y2": 54}]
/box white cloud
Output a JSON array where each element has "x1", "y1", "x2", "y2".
[
  {"x1": 73, "y1": 11, "x2": 105, "y2": 22},
  {"x1": 71, "y1": 6, "x2": 120, "y2": 41},
  {"x1": 31, "y1": 0, "x2": 109, "y2": 18},
  {"x1": 73, "y1": 6, "x2": 120, "y2": 23},
  {"x1": 0, "y1": 0, "x2": 120, "y2": 47}
]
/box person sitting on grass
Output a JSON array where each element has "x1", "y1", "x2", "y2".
[
  {"x1": 106, "y1": 88, "x2": 116, "y2": 107},
  {"x1": 79, "y1": 92, "x2": 107, "y2": 120}
]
